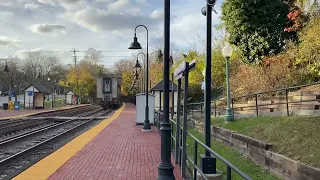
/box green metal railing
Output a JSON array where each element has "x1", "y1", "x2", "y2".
[
  {"x1": 185, "y1": 82, "x2": 320, "y2": 118},
  {"x1": 154, "y1": 110, "x2": 252, "y2": 180}
]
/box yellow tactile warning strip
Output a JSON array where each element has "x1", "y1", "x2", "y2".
[
  {"x1": 0, "y1": 104, "x2": 89, "y2": 121},
  {"x1": 12, "y1": 103, "x2": 126, "y2": 180}
]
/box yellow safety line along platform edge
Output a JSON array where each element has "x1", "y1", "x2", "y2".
[{"x1": 13, "y1": 104, "x2": 126, "y2": 180}]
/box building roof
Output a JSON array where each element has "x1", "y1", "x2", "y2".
[
  {"x1": 100, "y1": 73, "x2": 122, "y2": 79},
  {"x1": 66, "y1": 90, "x2": 75, "y2": 94},
  {"x1": 150, "y1": 80, "x2": 178, "y2": 91},
  {"x1": 24, "y1": 84, "x2": 51, "y2": 94}
]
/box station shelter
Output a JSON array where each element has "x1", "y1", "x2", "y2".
[
  {"x1": 24, "y1": 84, "x2": 51, "y2": 109},
  {"x1": 150, "y1": 80, "x2": 178, "y2": 112},
  {"x1": 65, "y1": 90, "x2": 77, "y2": 105}
]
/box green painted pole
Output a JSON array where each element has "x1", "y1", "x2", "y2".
[{"x1": 225, "y1": 56, "x2": 234, "y2": 121}]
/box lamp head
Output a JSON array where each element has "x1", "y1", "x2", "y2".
[
  {"x1": 133, "y1": 69, "x2": 139, "y2": 78},
  {"x1": 201, "y1": 6, "x2": 207, "y2": 16},
  {"x1": 37, "y1": 72, "x2": 41, "y2": 79},
  {"x1": 201, "y1": 0, "x2": 217, "y2": 16},
  {"x1": 134, "y1": 59, "x2": 142, "y2": 69},
  {"x1": 222, "y1": 43, "x2": 233, "y2": 58},
  {"x1": 128, "y1": 36, "x2": 142, "y2": 49},
  {"x1": 3, "y1": 63, "x2": 9, "y2": 72},
  {"x1": 207, "y1": 0, "x2": 216, "y2": 5}
]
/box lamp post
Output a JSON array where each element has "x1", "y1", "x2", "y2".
[
  {"x1": 222, "y1": 43, "x2": 234, "y2": 121},
  {"x1": 200, "y1": 0, "x2": 221, "y2": 175},
  {"x1": 0, "y1": 59, "x2": 9, "y2": 73},
  {"x1": 134, "y1": 52, "x2": 145, "y2": 93},
  {"x1": 128, "y1": 25, "x2": 151, "y2": 132},
  {"x1": 0, "y1": 59, "x2": 10, "y2": 101},
  {"x1": 32, "y1": 71, "x2": 41, "y2": 109},
  {"x1": 47, "y1": 77, "x2": 57, "y2": 108},
  {"x1": 157, "y1": 0, "x2": 175, "y2": 179}
]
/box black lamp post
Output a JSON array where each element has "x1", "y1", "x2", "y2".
[
  {"x1": 134, "y1": 52, "x2": 145, "y2": 93},
  {"x1": 157, "y1": 0, "x2": 175, "y2": 179},
  {"x1": 200, "y1": 0, "x2": 218, "y2": 175},
  {"x1": 0, "y1": 59, "x2": 10, "y2": 99},
  {"x1": 128, "y1": 25, "x2": 151, "y2": 132},
  {"x1": 0, "y1": 59, "x2": 9, "y2": 73},
  {"x1": 32, "y1": 69, "x2": 41, "y2": 109}
]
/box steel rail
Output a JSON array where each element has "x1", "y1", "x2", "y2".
[
  {"x1": 0, "y1": 108, "x2": 104, "y2": 144},
  {"x1": 0, "y1": 109, "x2": 111, "y2": 168}
]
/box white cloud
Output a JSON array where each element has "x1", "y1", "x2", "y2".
[
  {"x1": 0, "y1": 0, "x2": 224, "y2": 63},
  {"x1": 56, "y1": 0, "x2": 86, "y2": 11},
  {"x1": 24, "y1": 3, "x2": 40, "y2": 10},
  {"x1": 107, "y1": 0, "x2": 141, "y2": 15},
  {"x1": 151, "y1": 10, "x2": 163, "y2": 19},
  {"x1": 30, "y1": 23, "x2": 67, "y2": 36},
  {"x1": 62, "y1": 7, "x2": 160, "y2": 33},
  {"x1": 0, "y1": 36, "x2": 21, "y2": 49},
  {"x1": 137, "y1": 0, "x2": 147, "y2": 4},
  {"x1": 37, "y1": 0, "x2": 56, "y2": 6}
]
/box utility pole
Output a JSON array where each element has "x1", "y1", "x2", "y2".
[
  {"x1": 70, "y1": 49, "x2": 80, "y2": 98},
  {"x1": 71, "y1": 48, "x2": 79, "y2": 67}
]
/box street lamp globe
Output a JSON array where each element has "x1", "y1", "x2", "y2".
[
  {"x1": 222, "y1": 43, "x2": 233, "y2": 58},
  {"x1": 48, "y1": 77, "x2": 51, "y2": 81},
  {"x1": 128, "y1": 36, "x2": 142, "y2": 49}
]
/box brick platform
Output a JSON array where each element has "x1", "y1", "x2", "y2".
[
  {"x1": 47, "y1": 103, "x2": 182, "y2": 180},
  {"x1": 0, "y1": 110, "x2": 42, "y2": 119}
]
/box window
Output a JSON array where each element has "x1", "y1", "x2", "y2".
[{"x1": 104, "y1": 79, "x2": 111, "y2": 93}]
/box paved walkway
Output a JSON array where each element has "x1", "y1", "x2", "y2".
[{"x1": 14, "y1": 103, "x2": 182, "y2": 180}]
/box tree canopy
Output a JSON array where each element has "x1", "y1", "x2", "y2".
[{"x1": 222, "y1": 0, "x2": 290, "y2": 64}]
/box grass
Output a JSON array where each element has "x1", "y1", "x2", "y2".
[
  {"x1": 44, "y1": 99, "x2": 66, "y2": 109},
  {"x1": 169, "y1": 121, "x2": 279, "y2": 180},
  {"x1": 211, "y1": 116, "x2": 320, "y2": 168},
  {"x1": 184, "y1": 129, "x2": 281, "y2": 180}
]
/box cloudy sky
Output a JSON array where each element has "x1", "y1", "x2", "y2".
[{"x1": 0, "y1": 0, "x2": 222, "y2": 67}]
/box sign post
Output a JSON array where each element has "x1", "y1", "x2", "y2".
[{"x1": 173, "y1": 60, "x2": 196, "y2": 177}]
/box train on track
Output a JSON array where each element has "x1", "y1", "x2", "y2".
[{"x1": 96, "y1": 74, "x2": 122, "y2": 110}]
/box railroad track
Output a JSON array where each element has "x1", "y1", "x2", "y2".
[
  {"x1": 0, "y1": 105, "x2": 100, "y2": 137},
  {"x1": 0, "y1": 107, "x2": 104, "y2": 144},
  {"x1": 29, "y1": 105, "x2": 97, "y2": 117},
  {"x1": 0, "y1": 107, "x2": 112, "y2": 180}
]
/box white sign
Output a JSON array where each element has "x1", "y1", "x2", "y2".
[
  {"x1": 174, "y1": 59, "x2": 197, "y2": 80},
  {"x1": 174, "y1": 60, "x2": 186, "y2": 78}
]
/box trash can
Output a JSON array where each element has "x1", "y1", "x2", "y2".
[
  {"x1": 3, "y1": 103, "x2": 8, "y2": 110},
  {"x1": 14, "y1": 101, "x2": 20, "y2": 110},
  {"x1": 8, "y1": 101, "x2": 14, "y2": 110}
]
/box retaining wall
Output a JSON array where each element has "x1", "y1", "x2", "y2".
[{"x1": 211, "y1": 126, "x2": 320, "y2": 180}]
